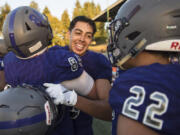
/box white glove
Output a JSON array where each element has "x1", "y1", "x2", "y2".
[
  {"x1": 43, "y1": 83, "x2": 77, "y2": 106},
  {"x1": 62, "y1": 90, "x2": 77, "y2": 106}
]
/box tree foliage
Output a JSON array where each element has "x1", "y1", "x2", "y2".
[
  {"x1": 73, "y1": 1, "x2": 107, "y2": 44},
  {"x1": 0, "y1": 3, "x2": 11, "y2": 31},
  {"x1": 72, "y1": 0, "x2": 83, "y2": 18},
  {"x1": 43, "y1": 6, "x2": 51, "y2": 15},
  {"x1": 29, "y1": 1, "x2": 39, "y2": 11},
  {"x1": 46, "y1": 13, "x2": 61, "y2": 46},
  {"x1": 0, "y1": 1, "x2": 107, "y2": 45},
  {"x1": 58, "y1": 10, "x2": 70, "y2": 46}
]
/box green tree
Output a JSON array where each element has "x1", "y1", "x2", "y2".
[
  {"x1": 0, "y1": 3, "x2": 11, "y2": 31},
  {"x1": 29, "y1": 1, "x2": 39, "y2": 11}
]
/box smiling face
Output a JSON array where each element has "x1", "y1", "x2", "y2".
[{"x1": 68, "y1": 21, "x2": 93, "y2": 56}]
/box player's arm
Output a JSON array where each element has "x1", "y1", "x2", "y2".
[
  {"x1": 61, "y1": 73, "x2": 112, "y2": 121},
  {"x1": 44, "y1": 71, "x2": 112, "y2": 121},
  {"x1": 117, "y1": 115, "x2": 160, "y2": 135},
  {"x1": 74, "y1": 53, "x2": 113, "y2": 121},
  {"x1": 0, "y1": 57, "x2": 6, "y2": 91},
  {"x1": 0, "y1": 71, "x2": 6, "y2": 91},
  {"x1": 75, "y1": 78, "x2": 112, "y2": 121},
  {"x1": 60, "y1": 73, "x2": 112, "y2": 121},
  {"x1": 61, "y1": 70, "x2": 98, "y2": 99},
  {"x1": 44, "y1": 70, "x2": 97, "y2": 105}
]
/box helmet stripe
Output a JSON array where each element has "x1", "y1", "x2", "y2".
[
  {"x1": 0, "y1": 112, "x2": 46, "y2": 129},
  {"x1": 8, "y1": 7, "x2": 26, "y2": 57}
]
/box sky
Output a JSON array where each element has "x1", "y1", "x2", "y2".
[{"x1": 0, "y1": 0, "x2": 118, "y2": 19}]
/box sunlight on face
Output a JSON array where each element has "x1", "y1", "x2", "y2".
[{"x1": 69, "y1": 21, "x2": 93, "y2": 56}]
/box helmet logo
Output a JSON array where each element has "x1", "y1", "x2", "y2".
[
  {"x1": 146, "y1": 40, "x2": 180, "y2": 52},
  {"x1": 29, "y1": 14, "x2": 45, "y2": 27},
  {"x1": 29, "y1": 9, "x2": 48, "y2": 27},
  {"x1": 166, "y1": 25, "x2": 177, "y2": 30},
  {"x1": 171, "y1": 41, "x2": 180, "y2": 50}
]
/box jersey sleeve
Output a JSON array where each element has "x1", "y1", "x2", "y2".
[
  {"x1": 46, "y1": 46, "x2": 84, "y2": 82},
  {"x1": 95, "y1": 53, "x2": 112, "y2": 81},
  {"x1": 82, "y1": 51, "x2": 112, "y2": 82}
]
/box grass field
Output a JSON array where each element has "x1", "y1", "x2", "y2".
[{"x1": 93, "y1": 118, "x2": 112, "y2": 135}]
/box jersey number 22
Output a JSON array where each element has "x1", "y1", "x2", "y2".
[{"x1": 122, "y1": 85, "x2": 169, "y2": 130}]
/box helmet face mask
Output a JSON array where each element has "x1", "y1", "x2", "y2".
[
  {"x1": 3, "y1": 6, "x2": 53, "y2": 58},
  {"x1": 109, "y1": 17, "x2": 129, "y2": 44},
  {"x1": 107, "y1": 4, "x2": 143, "y2": 67},
  {"x1": 107, "y1": 17, "x2": 129, "y2": 66}
]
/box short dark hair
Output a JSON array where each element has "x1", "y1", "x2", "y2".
[{"x1": 69, "y1": 16, "x2": 96, "y2": 35}]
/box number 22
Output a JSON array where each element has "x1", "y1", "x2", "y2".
[{"x1": 122, "y1": 85, "x2": 169, "y2": 130}]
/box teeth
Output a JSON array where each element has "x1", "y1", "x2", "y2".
[{"x1": 76, "y1": 44, "x2": 83, "y2": 50}]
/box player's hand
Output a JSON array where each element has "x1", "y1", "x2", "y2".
[
  {"x1": 43, "y1": 83, "x2": 77, "y2": 106},
  {"x1": 62, "y1": 90, "x2": 77, "y2": 106}
]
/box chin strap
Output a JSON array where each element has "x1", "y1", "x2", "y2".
[{"x1": 117, "y1": 38, "x2": 147, "y2": 70}]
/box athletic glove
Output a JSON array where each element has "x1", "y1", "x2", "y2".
[{"x1": 43, "y1": 83, "x2": 77, "y2": 106}]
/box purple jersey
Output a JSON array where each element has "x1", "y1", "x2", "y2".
[
  {"x1": 109, "y1": 63, "x2": 180, "y2": 135},
  {"x1": 81, "y1": 50, "x2": 112, "y2": 81},
  {"x1": 64, "y1": 46, "x2": 112, "y2": 81},
  {"x1": 64, "y1": 46, "x2": 112, "y2": 135},
  {"x1": 3, "y1": 45, "x2": 83, "y2": 135},
  {"x1": 4, "y1": 45, "x2": 83, "y2": 87}
]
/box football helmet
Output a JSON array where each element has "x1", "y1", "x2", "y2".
[
  {"x1": 2, "y1": 6, "x2": 53, "y2": 58},
  {"x1": 0, "y1": 85, "x2": 64, "y2": 135},
  {"x1": 108, "y1": 0, "x2": 180, "y2": 67}
]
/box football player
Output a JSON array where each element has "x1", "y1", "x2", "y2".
[
  {"x1": 108, "y1": 0, "x2": 180, "y2": 135},
  {"x1": 61, "y1": 16, "x2": 112, "y2": 135},
  {"x1": 2, "y1": 6, "x2": 96, "y2": 135},
  {"x1": 2, "y1": 6, "x2": 112, "y2": 135}
]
